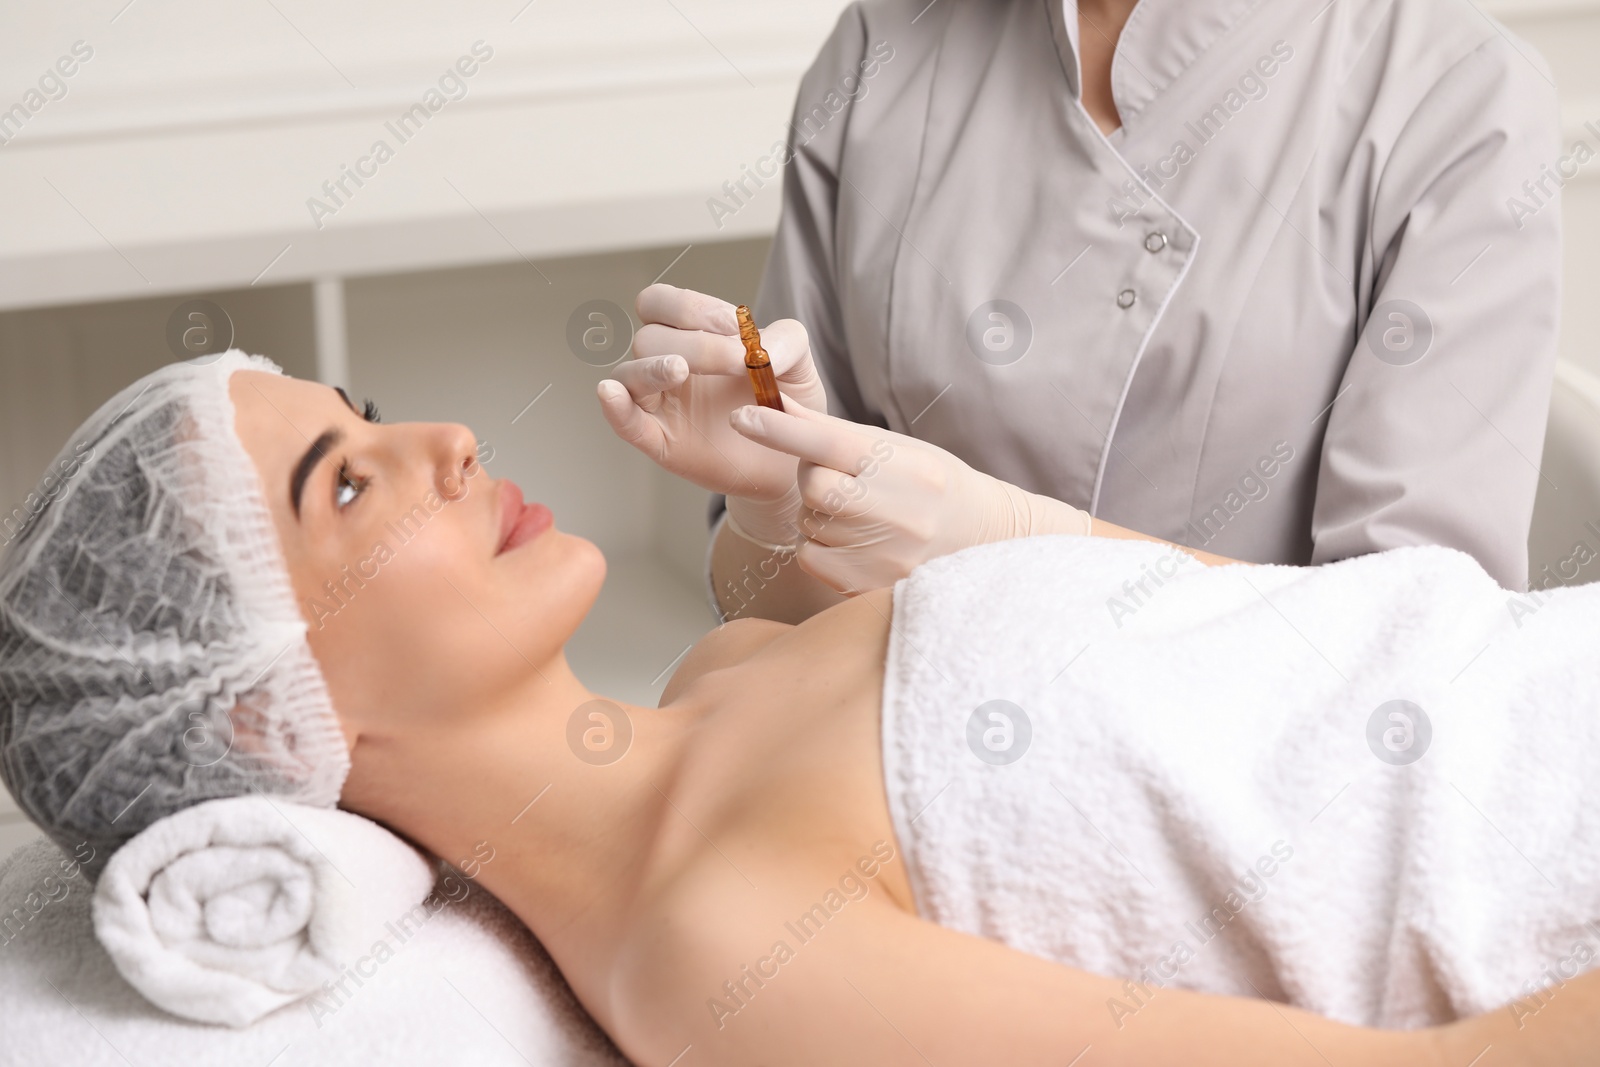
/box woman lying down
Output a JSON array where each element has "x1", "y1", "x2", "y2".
[{"x1": 0, "y1": 350, "x2": 1597, "y2": 1067}]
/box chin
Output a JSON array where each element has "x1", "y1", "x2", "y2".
[
  {"x1": 562, "y1": 531, "x2": 607, "y2": 600},
  {"x1": 502, "y1": 526, "x2": 607, "y2": 631}
]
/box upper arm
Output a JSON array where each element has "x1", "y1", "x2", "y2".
[
  {"x1": 611, "y1": 893, "x2": 1433, "y2": 1067},
  {"x1": 658, "y1": 615, "x2": 788, "y2": 705},
  {"x1": 1311, "y1": 34, "x2": 1562, "y2": 589}
]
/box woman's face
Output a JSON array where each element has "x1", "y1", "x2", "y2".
[{"x1": 229, "y1": 370, "x2": 605, "y2": 747}]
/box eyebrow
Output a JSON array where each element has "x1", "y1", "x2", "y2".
[
  {"x1": 288, "y1": 387, "x2": 370, "y2": 520},
  {"x1": 291, "y1": 429, "x2": 342, "y2": 521}
]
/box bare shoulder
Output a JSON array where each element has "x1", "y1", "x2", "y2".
[
  {"x1": 661, "y1": 588, "x2": 894, "y2": 705},
  {"x1": 660, "y1": 616, "x2": 790, "y2": 704}
]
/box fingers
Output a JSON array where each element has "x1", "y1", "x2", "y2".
[
  {"x1": 610, "y1": 354, "x2": 686, "y2": 413},
  {"x1": 729, "y1": 399, "x2": 880, "y2": 474},
  {"x1": 636, "y1": 283, "x2": 739, "y2": 336},
  {"x1": 633, "y1": 322, "x2": 746, "y2": 376},
  {"x1": 757, "y1": 319, "x2": 815, "y2": 383},
  {"x1": 635, "y1": 286, "x2": 814, "y2": 385},
  {"x1": 797, "y1": 464, "x2": 869, "y2": 519},
  {"x1": 626, "y1": 292, "x2": 824, "y2": 447},
  {"x1": 794, "y1": 540, "x2": 874, "y2": 597},
  {"x1": 596, "y1": 379, "x2": 668, "y2": 461}
]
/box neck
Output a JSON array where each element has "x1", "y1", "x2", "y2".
[
  {"x1": 340, "y1": 651, "x2": 699, "y2": 1000},
  {"x1": 1077, "y1": 0, "x2": 1138, "y2": 21}
]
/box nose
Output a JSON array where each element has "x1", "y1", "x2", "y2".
[{"x1": 430, "y1": 422, "x2": 482, "y2": 500}]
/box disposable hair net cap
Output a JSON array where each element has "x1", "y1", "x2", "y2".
[{"x1": 0, "y1": 351, "x2": 350, "y2": 877}]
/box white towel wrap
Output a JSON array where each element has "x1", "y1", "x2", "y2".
[{"x1": 882, "y1": 536, "x2": 1600, "y2": 1028}]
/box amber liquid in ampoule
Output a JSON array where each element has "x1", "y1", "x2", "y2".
[{"x1": 736, "y1": 305, "x2": 784, "y2": 410}]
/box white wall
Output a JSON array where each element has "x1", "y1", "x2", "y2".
[
  {"x1": 0, "y1": 0, "x2": 847, "y2": 308},
  {"x1": 1505, "y1": 1, "x2": 1600, "y2": 373}
]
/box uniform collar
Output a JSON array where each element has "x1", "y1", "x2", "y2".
[{"x1": 1049, "y1": 0, "x2": 1265, "y2": 125}]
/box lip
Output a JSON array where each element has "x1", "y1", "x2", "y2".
[{"x1": 495, "y1": 480, "x2": 553, "y2": 555}]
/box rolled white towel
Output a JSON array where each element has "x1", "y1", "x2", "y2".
[{"x1": 91, "y1": 796, "x2": 435, "y2": 1028}]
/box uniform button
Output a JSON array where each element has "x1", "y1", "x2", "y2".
[
  {"x1": 1116, "y1": 289, "x2": 1137, "y2": 309},
  {"x1": 1144, "y1": 231, "x2": 1167, "y2": 253}
]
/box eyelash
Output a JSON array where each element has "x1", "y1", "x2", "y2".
[
  {"x1": 334, "y1": 399, "x2": 381, "y2": 510},
  {"x1": 335, "y1": 462, "x2": 368, "y2": 510}
]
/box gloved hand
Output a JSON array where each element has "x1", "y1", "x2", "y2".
[
  {"x1": 596, "y1": 284, "x2": 827, "y2": 545},
  {"x1": 727, "y1": 398, "x2": 1092, "y2": 593}
]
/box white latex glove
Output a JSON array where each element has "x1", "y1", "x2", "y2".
[
  {"x1": 727, "y1": 398, "x2": 1092, "y2": 593},
  {"x1": 595, "y1": 284, "x2": 827, "y2": 544}
]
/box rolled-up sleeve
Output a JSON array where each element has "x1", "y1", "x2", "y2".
[{"x1": 1311, "y1": 36, "x2": 1563, "y2": 590}]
